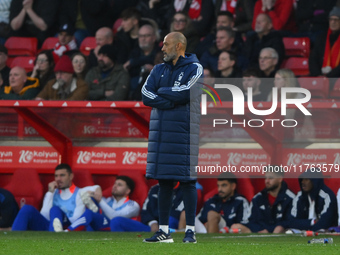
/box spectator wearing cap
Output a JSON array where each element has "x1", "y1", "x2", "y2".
[
  {"x1": 309, "y1": 6, "x2": 340, "y2": 81},
  {"x1": 9, "y1": 0, "x2": 59, "y2": 46},
  {"x1": 85, "y1": 44, "x2": 130, "y2": 101},
  {"x1": 0, "y1": 66, "x2": 39, "y2": 100},
  {"x1": 53, "y1": 23, "x2": 78, "y2": 61},
  {"x1": 35, "y1": 55, "x2": 88, "y2": 100},
  {"x1": 0, "y1": 45, "x2": 10, "y2": 87}
]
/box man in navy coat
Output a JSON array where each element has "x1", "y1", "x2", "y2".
[{"x1": 142, "y1": 32, "x2": 202, "y2": 243}]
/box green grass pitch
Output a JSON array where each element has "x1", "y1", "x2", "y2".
[{"x1": 1, "y1": 231, "x2": 339, "y2": 255}]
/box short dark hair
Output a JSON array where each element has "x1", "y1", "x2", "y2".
[
  {"x1": 216, "y1": 26, "x2": 235, "y2": 39},
  {"x1": 217, "y1": 11, "x2": 234, "y2": 23},
  {"x1": 221, "y1": 50, "x2": 237, "y2": 62},
  {"x1": 55, "y1": 163, "x2": 72, "y2": 174},
  {"x1": 217, "y1": 172, "x2": 237, "y2": 184},
  {"x1": 116, "y1": 175, "x2": 135, "y2": 194},
  {"x1": 121, "y1": 7, "x2": 141, "y2": 21},
  {"x1": 243, "y1": 67, "x2": 262, "y2": 78}
]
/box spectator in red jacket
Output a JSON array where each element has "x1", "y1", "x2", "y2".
[{"x1": 252, "y1": 0, "x2": 296, "y2": 33}]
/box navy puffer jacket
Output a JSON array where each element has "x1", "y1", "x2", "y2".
[
  {"x1": 289, "y1": 171, "x2": 338, "y2": 231},
  {"x1": 142, "y1": 53, "x2": 203, "y2": 181}
]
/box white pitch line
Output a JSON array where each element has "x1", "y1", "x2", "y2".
[{"x1": 212, "y1": 234, "x2": 285, "y2": 239}]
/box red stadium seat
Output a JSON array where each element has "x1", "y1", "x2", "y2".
[
  {"x1": 80, "y1": 37, "x2": 96, "y2": 56},
  {"x1": 72, "y1": 169, "x2": 95, "y2": 188},
  {"x1": 40, "y1": 37, "x2": 59, "y2": 51},
  {"x1": 113, "y1": 18, "x2": 122, "y2": 35},
  {"x1": 237, "y1": 178, "x2": 254, "y2": 202},
  {"x1": 0, "y1": 173, "x2": 13, "y2": 188},
  {"x1": 283, "y1": 57, "x2": 309, "y2": 76},
  {"x1": 297, "y1": 77, "x2": 329, "y2": 99},
  {"x1": 10, "y1": 56, "x2": 35, "y2": 72},
  {"x1": 199, "y1": 178, "x2": 218, "y2": 198},
  {"x1": 6, "y1": 57, "x2": 15, "y2": 68},
  {"x1": 5, "y1": 37, "x2": 38, "y2": 57},
  {"x1": 329, "y1": 78, "x2": 340, "y2": 98},
  {"x1": 250, "y1": 178, "x2": 265, "y2": 194},
  {"x1": 4, "y1": 169, "x2": 43, "y2": 210},
  {"x1": 283, "y1": 37, "x2": 310, "y2": 58},
  {"x1": 284, "y1": 178, "x2": 300, "y2": 194}
]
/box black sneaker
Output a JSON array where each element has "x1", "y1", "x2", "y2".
[
  {"x1": 143, "y1": 229, "x2": 174, "y2": 243},
  {"x1": 183, "y1": 229, "x2": 197, "y2": 243}
]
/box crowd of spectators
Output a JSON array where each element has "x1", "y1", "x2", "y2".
[{"x1": 0, "y1": 0, "x2": 340, "y2": 101}]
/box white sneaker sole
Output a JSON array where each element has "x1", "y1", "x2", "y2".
[
  {"x1": 183, "y1": 240, "x2": 197, "y2": 243},
  {"x1": 143, "y1": 239, "x2": 174, "y2": 243},
  {"x1": 53, "y1": 218, "x2": 63, "y2": 232}
]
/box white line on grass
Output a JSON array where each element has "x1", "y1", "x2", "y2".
[{"x1": 212, "y1": 234, "x2": 285, "y2": 239}]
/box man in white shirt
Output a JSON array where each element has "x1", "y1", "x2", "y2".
[
  {"x1": 65, "y1": 176, "x2": 140, "y2": 231},
  {"x1": 12, "y1": 163, "x2": 98, "y2": 231}
]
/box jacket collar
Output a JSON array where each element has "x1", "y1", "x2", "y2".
[{"x1": 52, "y1": 78, "x2": 77, "y2": 93}]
